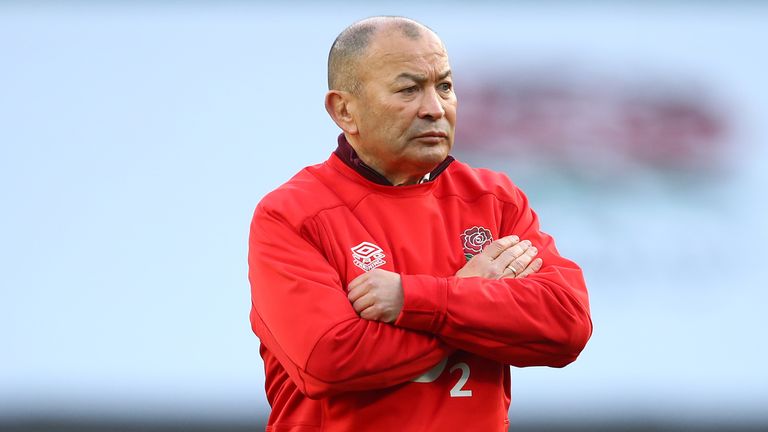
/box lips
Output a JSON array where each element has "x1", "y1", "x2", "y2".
[{"x1": 415, "y1": 131, "x2": 449, "y2": 139}]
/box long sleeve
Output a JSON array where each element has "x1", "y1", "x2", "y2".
[
  {"x1": 248, "y1": 203, "x2": 452, "y2": 399},
  {"x1": 393, "y1": 184, "x2": 592, "y2": 368}
]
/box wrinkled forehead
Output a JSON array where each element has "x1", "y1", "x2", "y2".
[{"x1": 362, "y1": 30, "x2": 451, "y2": 80}]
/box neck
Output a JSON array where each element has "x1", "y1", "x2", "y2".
[
  {"x1": 346, "y1": 135, "x2": 429, "y2": 186},
  {"x1": 385, "y1": 170, "x2": 428, "y2": 186},
  {"x1": 334, "y1": 133, "x2": 455, "y2": 186}
]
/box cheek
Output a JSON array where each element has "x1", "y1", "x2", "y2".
[
  {"x1": 444, "y1": 99, "x2": 458, "y2": 123},
  {"x1": 381, "y1": 104, "x2": 414, "y2": 134}
]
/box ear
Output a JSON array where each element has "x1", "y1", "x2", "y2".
[{"x1": 325, "y1": 90, "x2": 359, "y2": 135}]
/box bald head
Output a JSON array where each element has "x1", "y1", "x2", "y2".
[{"x1": 328, "y1": 16, "x2": 438, "y2": 93}]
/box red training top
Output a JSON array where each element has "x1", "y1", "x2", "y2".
[{"x1": 248, "y1": 137, "x2": 592, "y2": 432}]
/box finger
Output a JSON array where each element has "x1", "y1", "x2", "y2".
[
  {"x1": 347, "y1": 279, "x2": 369, "y2": 303},
  {"x1": 502, "y1": 245, "x2": 537, "y2": 277},
  {"x1": 482, "y1": 235, "x2": 520, "y2": 259},
  {"x1": 347, "y1": 271, "x2": 366, "y2": 289},
  {"x1": 496, "y1": 240, "x2": 532, "y2": 269},
  {"x1": 516, "y1": 258, "x2": 543, "y2": 279},
  {"x1": 359, "y1": 305, "x2": 380, "y2": 321},
  {"x1": 352, "y1": 293, "x2": 376, "y2": 314}
]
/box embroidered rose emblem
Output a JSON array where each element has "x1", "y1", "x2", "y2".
[{"x1": 461, "y1": 226, "x2": 493, "y2": 260}]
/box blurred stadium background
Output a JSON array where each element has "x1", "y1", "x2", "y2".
[{"x1": 1, "y1": 1, "x2": 767, "y2": 431}]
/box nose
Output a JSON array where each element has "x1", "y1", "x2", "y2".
[{"x1": 418, "y1": 87, "x2": 445, "y2": 120}]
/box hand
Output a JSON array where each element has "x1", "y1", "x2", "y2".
[
  {"x1": 456, "y1": 235, "x2": 542, "y2": 280},
  {"x1": 347, "y1": 269, "x2": 404, "y2": 323}
]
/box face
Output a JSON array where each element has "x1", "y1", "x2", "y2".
[{"x1": 349, "y1": 29, "x2": 457, "y2": 184}]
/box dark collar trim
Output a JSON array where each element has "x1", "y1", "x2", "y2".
[{"x1": 333, "y1": 134, "x2": 454, "y2": 186}]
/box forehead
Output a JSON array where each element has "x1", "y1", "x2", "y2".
[{"x1": 362, "y1": 30, "x2": 450, "y2": 80}]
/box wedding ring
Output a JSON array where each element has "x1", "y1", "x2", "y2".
[{"x1": 507, "y1": 265, "x2": 517, "y2": 275}]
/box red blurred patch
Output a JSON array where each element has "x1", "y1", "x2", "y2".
[{"x1": 455, "y1": 71, "x2": 728, "y2": 174}]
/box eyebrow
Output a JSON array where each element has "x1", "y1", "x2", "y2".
[{"x1": 395, "y1": 70, "x2": 452, "y2": 83}]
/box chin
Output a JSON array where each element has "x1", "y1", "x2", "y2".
[
  {"x1": 413, "y1": 147, "x2": 449, "y2": 169},
  {"x1": 427, "y1": 142, "x2": 451, "y2": 158}
]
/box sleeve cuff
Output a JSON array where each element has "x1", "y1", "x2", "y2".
[{"x1": 394, "y1": 274, "x2": 448, "y2": 333}]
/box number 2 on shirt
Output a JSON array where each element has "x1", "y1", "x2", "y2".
[
  {"x1": 449, "y1": 362, "x2": 473, "y2": 397},
  {"x1": 412, "y1": 358, "x2": 473, "y2": 397}
]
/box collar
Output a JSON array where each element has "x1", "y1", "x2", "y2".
[{"x1": 333, "y1": 134, "x2": 454, "y2": 186}]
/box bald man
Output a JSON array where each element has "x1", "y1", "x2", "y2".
[{"x1": 248, "y1": 16, "x2": 592, "y2": 431}]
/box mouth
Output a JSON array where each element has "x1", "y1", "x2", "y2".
[{"x1": 414, "y1": 131, "x2": 449, "y2": 140}]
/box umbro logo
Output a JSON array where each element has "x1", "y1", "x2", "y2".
[{"x1": 350, "y1": 241, "x2": 386, "y2": 271}]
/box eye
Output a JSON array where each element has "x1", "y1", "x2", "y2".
[
  {"x1": 399, "y1": 86, "x2": 419, "y2": 95},
  {"x1": 438, "y1": 82, "x2": 453, "y2": 92}
]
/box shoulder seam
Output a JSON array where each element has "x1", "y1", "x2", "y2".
[
  {"x1": 311, "y1": 161, "x2": 377, "y2": 211},
  {"x1": 431, "y1": 190, "x2": 521, "y2": 208}
]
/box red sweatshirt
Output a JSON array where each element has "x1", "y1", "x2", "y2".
[{"x1": 248, "y1": 141, "x2": 592, "y2": 432}]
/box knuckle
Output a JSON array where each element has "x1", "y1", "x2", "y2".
[
  {"x1": 499, "y1": 248, "x2": 514, "y2": 259},
  {"x1": 371, "y1": 306, "x2": 382, "y2": 317}
]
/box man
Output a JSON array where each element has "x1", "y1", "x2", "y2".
[{"x1": 248, "y1": 16, "x2": 592, "y2": 431}]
